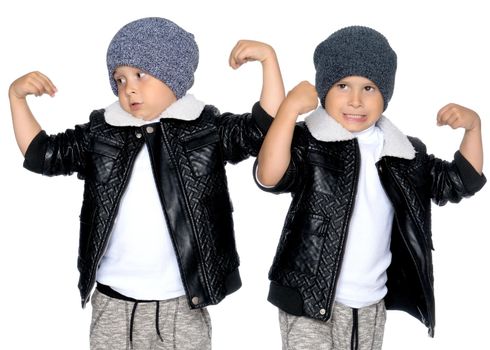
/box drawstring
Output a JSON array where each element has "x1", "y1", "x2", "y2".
[
  {"x1": 351, "y1": 308, "x2": 359, "y2": 350},
  {"x1": 155, "y1": 301, "x2": 164, "y2": 342},
  {"x1": 129, "y1": 302, "x2": 139, "y2": 349},
  {"x1": 129, "y1": 300, "x2": 164, "y2": 348}
]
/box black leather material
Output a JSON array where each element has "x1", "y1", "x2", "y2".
[
  {"x1": 256, "y1": 122, "x2": 486, "y2": 336},
  {"x1": 24, "y1": 103, "x2": 270, "y2": 309}
]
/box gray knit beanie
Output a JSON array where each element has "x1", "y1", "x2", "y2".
[
  {"x1": 314, "y1": 26, "x2": 397, "y2": 110},
  {"x1": 107, "y1": 17, "x2": 199, "y2": 99}
]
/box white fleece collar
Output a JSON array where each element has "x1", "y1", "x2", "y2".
[
  {"x1": 104, "y1": 94, "x2": 205, "y2": 127},
  {"x1": 304, "y1": 107, "x2": 416, "y2": 160}
]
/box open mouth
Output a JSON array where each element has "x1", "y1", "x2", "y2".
[
  {"x1": 130, "y1": 102, "x2": 142, "y2": 110},
  {"x1": 343, "y1": 113, "x2": 367, "y2": 121}
]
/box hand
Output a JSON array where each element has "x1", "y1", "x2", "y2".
[
  {"x1": 229, "y1": 40, "x2": 275, "y2": 69},
  {"x1": 9, "y1": 71, "x2": 57, "y2": 100},
  {"x1": 437, "y1": 103, "x2": 481, "y2": 132},
  {"x1": 284, "y1": 81, "x2": 319, "y2": 116}
]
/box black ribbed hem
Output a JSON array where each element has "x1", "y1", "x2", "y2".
[
  {"x1": 454, "y1": 151, "x2": 486, "y2": 195},
  {"x1": 252, "y1": 102, "x2": 273, "y2": 135},
  {"x1": 23, "y1": 130, "x2": 49, "y2": 173},
  {"x1": 224, "y1": 268, "x2": 242, "y2": 295},
  {"x1": 267, "y1": 281, "x2": 304, "y2": 316}
]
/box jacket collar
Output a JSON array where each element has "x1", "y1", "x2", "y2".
[
  {"x1": 104, "y1": 94, "x2": 205, "y2": 127},
  {"x1": 304, "y1": 107, "x2": 416, "y2": 160}
]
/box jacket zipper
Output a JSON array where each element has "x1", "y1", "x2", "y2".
[{"x1": 325, "y1": 139, "x2": 361, "y2": 320}]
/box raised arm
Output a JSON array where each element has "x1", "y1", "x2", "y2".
[
  {"x1": 8, "y1": 71, "x2": 57, "y2": 155},
  {"x1": 256, "y1": 81, "x2": 318, "y2": 186},
  {"x1": 437, "y1": 103, "x2": 483, "y2": 174},
  {"x1": 229, "y1": 40, "x2": 285, "y2": 117}
]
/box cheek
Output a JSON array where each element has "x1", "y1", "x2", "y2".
[
  {"x1": 371, "y1": 94, "x2": 384, "y2": 112},
  {"x1": 325, "y1": 92, "x2": 345, "y2": 110},
  {"x1": 370, "y1": 101, "x2": 384, "y2": 116},
  {"x1": 117, "y1": 96, "x2": 132, "y2": 113},
  {"x1": 117, "y1": 91, "x2": 125, "y2": 101}
]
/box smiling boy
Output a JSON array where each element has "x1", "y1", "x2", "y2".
[{"x1": 255, "y1": 26, "x2": 485, "y2": 350}]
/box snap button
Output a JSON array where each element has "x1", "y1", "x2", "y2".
[
  {"x1": 319, "y1": 308, "x2": 326, "y2": 315},
  {"x1": 146, "y1": 126, "x2": 154, "y2": 134},
  {"x1": 191, "y1": 296, "x2": 199, "y2": 305},
  {"x1": 135, "y1": 132, "x2": 142, "y2": 139}
]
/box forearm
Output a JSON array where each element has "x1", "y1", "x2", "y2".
[
  {"x1": 459, "y1": 121, "x2": 483, "y2": 174},
  {"x1": 257, "y1": 100, "x2": 297, "y2": 186},
  {"x1": 259, "y1": 50, "x2": 285, "y2": 117},
  {"x1": 9, "y1": 89, "x2": 42, "y2": 156}
]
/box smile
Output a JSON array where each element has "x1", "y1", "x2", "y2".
[{"x1": 343, "y1": 113, "x2": 367, "y2": 121}]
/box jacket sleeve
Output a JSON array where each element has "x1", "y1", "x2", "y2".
[
  {"x1": 410, "y1": 137, "x2": 487, "y2": 206},
  {"x1": 216, "y1": 102, "x2": 273, "y2": 164},
  {"x1": 23, "y1": 122, "x2": 90, "y2": 178}
]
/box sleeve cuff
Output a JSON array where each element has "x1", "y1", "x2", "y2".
[
  {"x1": 252, "y1": 102, "x2": 273, "y2": 135},
  {"x1": 454, "y1": 151, "x2": 486, "y2": 195},
  {"x1": 23, "y1": 130, "x2": 49, "y2": 173},
  {"x1": 253, "y1": 161, "x2": 275, "y2": 189},
  {"x1": 253, "y1": 158, "x2": 297, "y2": 194}
]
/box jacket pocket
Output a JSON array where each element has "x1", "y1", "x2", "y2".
[
  {"x1": 87, "y1": 137, "x2": 122, "y2": 183},
  {"x1": 184, "y1": 129, "x2": 221, "y2": 177},
  {"x1": 282, "y1": 212, "x2": 330, "y2": 276},
  {"x1": 307, "y1": 151, "x2": 343, "y2": 196}
]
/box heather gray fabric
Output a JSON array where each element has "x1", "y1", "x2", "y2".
[
  {"x1": 279, "y1": 300, "x2": 386, "y2": 350},
  {"x1": 90, "y1": 289, "x2": 211, "y2": 350},
  {"x1": 107, "y1": 17, "x2": 199, "y2": 99},
  {"x1": 314, "y1": 26, "x2": 397, "y2": 110}
]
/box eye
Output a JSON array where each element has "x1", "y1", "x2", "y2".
[
  {"x1": 137, "y1": 71, "x2": 146, "y2": 79},
  {"x1": 364, "y1": 85, "x2": 376, "y2": 92},
  {"x1": 115, "y1": 76, "x2": 126, "y2": 85},
  {"x1": 337, "y1": 83, "x2": 347, "y2": 90}
]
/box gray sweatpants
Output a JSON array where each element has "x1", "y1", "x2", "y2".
[
  {"x1": 90, "y1": 289, "x2": 212, "y2": 350},
  {"x1": 279, "y1": 300, "x2": 386, "y2": 350}
]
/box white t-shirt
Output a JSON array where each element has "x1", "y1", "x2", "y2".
[
  {"x1": 335, "y1": 125, "x2": 394, "y2": 308},
  {"x1": 96, "y1": 144, "x2": 186, "y2": 300}
]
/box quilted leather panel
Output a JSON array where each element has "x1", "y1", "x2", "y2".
[{"x1": 269, "y1": 140, "x2": 359, "y2": 319}]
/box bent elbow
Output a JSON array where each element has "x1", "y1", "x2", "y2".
[{"x1": 256, "y1": 166, "x2": 281, "y2": 188}]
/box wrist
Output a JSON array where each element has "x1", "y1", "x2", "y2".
[
  {"x1": 466, "y1": 117, "x2": 482, "y2": 133},
  {"x1": 281, "y1": 97, "x2": 303, "y2": 118},
  {"x1": 261, "y1": 46, "x2": 277, "y2": 65},
  {"x1": 8, "y1": 85, "x2": 26, "y2": 101}
]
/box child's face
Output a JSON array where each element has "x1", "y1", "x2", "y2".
[
  {"x1": 114, "y1": 66, "x2": 177, "y2": 120},
  {"x1": 324, "y1": 76, "x2": 384, "y2": 132}
]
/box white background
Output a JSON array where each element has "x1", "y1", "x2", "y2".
[{"x1": 1, "y1": 0, "x2": 489, "y2": 349}]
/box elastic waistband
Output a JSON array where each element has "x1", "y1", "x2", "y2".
[{"x1": 96, "y1": 283, "x2": 159, "y2": 303}]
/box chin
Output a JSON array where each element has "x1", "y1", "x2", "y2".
[
  {"x1": 130, "y1": 113, "x2": 144, "y2": 120},
  {"x1": 344, "y1": 124, "x2": 369, "y2": 133}
]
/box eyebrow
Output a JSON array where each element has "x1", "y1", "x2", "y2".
[{"x1": 113, "y1": 70, "x2": 125, "y2": 78}]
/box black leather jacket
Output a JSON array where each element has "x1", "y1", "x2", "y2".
[
  {"x1": 255, "y1": 111, "x2": 486, "y2": 336},
  {"x1": 24, "y1": 102, "x2": 271, "y2": 309}
]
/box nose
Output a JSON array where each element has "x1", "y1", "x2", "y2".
[
  {"x1": 124, "y1": 80, "x2": 137, "y2": 95},
  {"x1": 348, "y1": 90, "x2": 362, "y2": 108}
]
